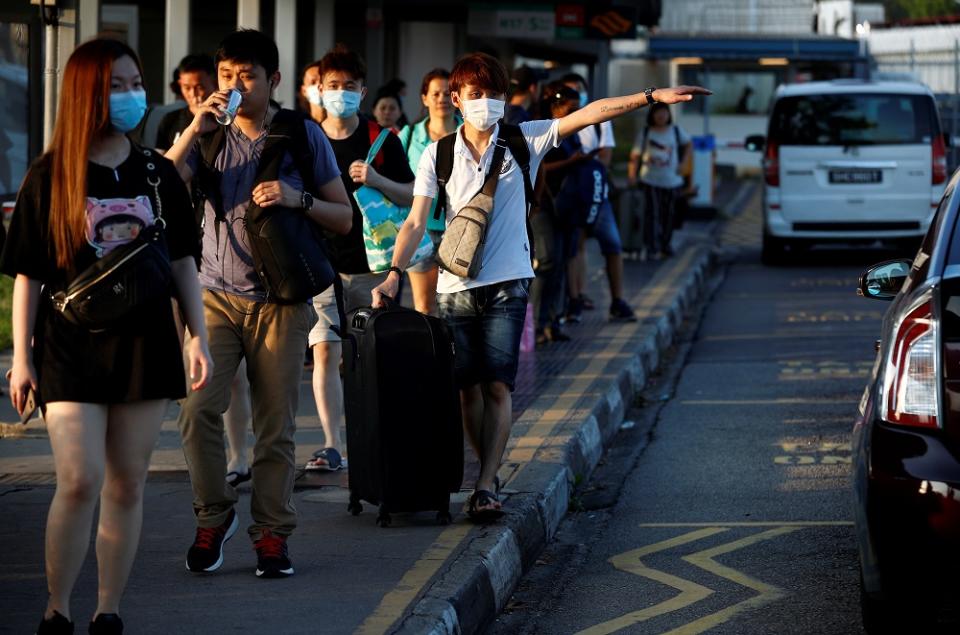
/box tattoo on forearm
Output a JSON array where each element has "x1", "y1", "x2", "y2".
[{"x1": 600, "y1": 104, "x2": 625, "y2": 113}]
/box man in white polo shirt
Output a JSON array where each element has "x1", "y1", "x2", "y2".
[{"x1": 372, "y1": 51, "x2": 709, "y2": 521}]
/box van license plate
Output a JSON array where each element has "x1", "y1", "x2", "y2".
[{"x1": 829, "y1": 170, "x2": 882, "y2": 184}]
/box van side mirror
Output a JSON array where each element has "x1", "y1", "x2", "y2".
[
  {"x1": 858, "y1": 259, "x2": 912, "y2": 301},
  {"x1": 745, "y1": 135, "x2": 765, "y2": 152}
]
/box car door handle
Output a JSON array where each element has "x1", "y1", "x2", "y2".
[{"x1": 875, "y1": 339, "x2": 882, "y2": 352}]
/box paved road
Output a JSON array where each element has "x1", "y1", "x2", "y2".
[{"x1": 490, "y1": 198, "x2": 901, "y2": 634}]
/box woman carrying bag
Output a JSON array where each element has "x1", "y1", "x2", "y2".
[
  {"x1": 627, "y1": 102, "x2": 692, "y2": 260},
  {"x1": 397, "y1": 68, "x2": 463, "y2": 316},
  {"x1": 3, "y1": 39, "x2": 212, "y2": 635}
]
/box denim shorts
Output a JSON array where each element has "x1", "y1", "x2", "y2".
[
  {"x1": 437, "y1": 279, "x2": 531, "y2": 391},
  {"x1": 569, "y1": 202, "x2": 622, "y2": 257}
]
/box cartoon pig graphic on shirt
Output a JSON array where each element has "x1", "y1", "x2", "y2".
[{"x1": 85, "y1": 195, "x2": 155, "y2": 257}]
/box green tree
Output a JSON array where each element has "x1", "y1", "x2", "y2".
[{"x1": 883, "y1": 0, "x2": 960, "y2": 21}]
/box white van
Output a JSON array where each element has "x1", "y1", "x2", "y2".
[{"x1": 747, "y1": 80, "x2": 947, "y2": 263}]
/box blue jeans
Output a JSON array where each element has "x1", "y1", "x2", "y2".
[{"x1": 438, "y1": 279, "x2": 531, "y2": 392}]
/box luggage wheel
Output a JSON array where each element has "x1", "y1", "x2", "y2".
[
  {"x1": 376, "y1": 505, "x2": 391, "y2": 528},
  {"x1": 348, "y1": 493, "x2": 362, "y2": 516},
  {"x1": 436, "y1": 510, "x2": 452, "y2": 525}
]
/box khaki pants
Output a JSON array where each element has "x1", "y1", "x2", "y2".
[{"x1": 178, "y1": 289, "x2": 316, "y2": 539}]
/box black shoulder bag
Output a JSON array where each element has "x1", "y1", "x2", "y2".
[{"x1": 51, "y1": 147, "x2": 173, "y2": 331}]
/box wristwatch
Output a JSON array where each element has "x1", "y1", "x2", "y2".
[
  {"x1": 388, "y1": 266, "x2": 404, "y2": 279},
  {"x1": 644, "y1": 87, "x2": 657, "y2": 106},
  {"x1": 300, "y1": 191, "x2": 314, "y2": 210}
]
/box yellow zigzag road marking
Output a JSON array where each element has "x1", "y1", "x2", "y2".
[
  {"x1": 357, "y1": 249, "x2": 699, "y2": 634},
  {"x1": 577, "y1": 527, "x2": 800, "y2": 635},
  {"x1": 665, "y1": 527, "x2": 801, "y2": 635},
  {"x1": 574, "y1": 528, "x2": 725, "y2": 635}
]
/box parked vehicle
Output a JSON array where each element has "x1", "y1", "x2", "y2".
[
  {"x1": 747, "y1": 79, "x2": 948, "y2": 264},
  {"x1": 853, "y1": 169, "x2": 960, "y2": 633}
]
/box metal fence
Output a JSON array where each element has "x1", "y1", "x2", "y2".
[{"x1": 872, "y1": 45, "x2": 960, "y2": 172}]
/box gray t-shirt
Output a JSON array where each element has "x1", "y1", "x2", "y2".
[
  {"x1": 187, "y1": 119, "x2": 340, "y2": 299},
  {"x1": 632, "y1": 125, "x2": 691, "y2": 189}
]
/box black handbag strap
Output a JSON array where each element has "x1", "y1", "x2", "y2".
[{"x1": 481, "y1": 139, "x2": 508, "y2": 198}]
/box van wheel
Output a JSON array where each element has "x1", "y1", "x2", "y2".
[{"x1": 761, "y1": 233, "x2": 788, "y2": 265}]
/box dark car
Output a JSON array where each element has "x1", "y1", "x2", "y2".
[{"x1": 854, "y1": 172, "x2": 960, "y2": 633}]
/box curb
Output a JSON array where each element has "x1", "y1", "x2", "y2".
[{"x1": 393, "y1": 243, "x2": 718, "y2": 635}]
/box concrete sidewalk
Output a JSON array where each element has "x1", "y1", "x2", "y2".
[{"x1": 0, "y1": 182, "x2": 751, "y2": 634}]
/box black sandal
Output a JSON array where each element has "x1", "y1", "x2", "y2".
[{"x1": 467, "y1": 489, "x2": 504, "y2": 523}]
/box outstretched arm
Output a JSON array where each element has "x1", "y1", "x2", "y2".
[{"x1": 557, "y1": 86, "x2": 711, "y2": 140}]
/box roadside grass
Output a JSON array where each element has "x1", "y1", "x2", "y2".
[{"x1": 0, "y1": 275, "x2": 11, "y2": 350}]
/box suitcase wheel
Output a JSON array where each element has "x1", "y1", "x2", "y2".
[
  {"x1": 436, "y1": 510, "x2": 452, "y2": 526},
  {"x1": 376, "y1": 506, "x2": 391, "y2": 528},
  {"x1": 348, "y1": 492, "x2": 362, "y2": 516}
]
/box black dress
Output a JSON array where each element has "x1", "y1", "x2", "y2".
[{"x1": 0, "y1": 144, "x2": 200, "y2": 404}]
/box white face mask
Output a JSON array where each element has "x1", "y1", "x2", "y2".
[
  {"x1": 305, "y1": 84, "x2": 322, "y2": 107},
  {"x1": 461, "y1": 97, "x2": 505, "y2": 132}
]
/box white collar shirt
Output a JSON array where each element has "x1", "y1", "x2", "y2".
[{"x1": 413, "y1": 119, "x2": 560, "y2": 293}]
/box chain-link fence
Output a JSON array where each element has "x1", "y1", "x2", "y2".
[{"x1": 872, "y1": 45, "x2": 960, "y2": 172}]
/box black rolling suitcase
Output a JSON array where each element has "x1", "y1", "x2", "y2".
[{"x1": 342, "y1": 302, "x2": 463, "y2": 527}]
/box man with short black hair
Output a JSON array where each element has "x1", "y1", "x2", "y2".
[
  {"x1": 156, "y1": 54, "x2": 217, "y2": 151},
  {"x1": 505, "y1": 65, "x2": 540, "y2": 125},
  {"x1": 166, "y1": 29, "x2": 353, "y2": 579}
]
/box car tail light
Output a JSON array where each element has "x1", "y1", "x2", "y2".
[
  {"x1": 932, "y1": 134, "x2": 947, "y2": 185},
  {"x1": 763, "y1": 139, "x2": 779, "y2": 187},
  {"x1": 884, "y1": 298, "x2": 939, "y2": 428}
]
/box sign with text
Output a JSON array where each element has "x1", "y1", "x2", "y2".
[{"x1": 468, "y1": 4, "x2": 556, "y2": 40}]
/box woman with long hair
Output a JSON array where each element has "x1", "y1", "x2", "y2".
[
  {"x1": 396, "y1": 68, "x2": 462, "y2": 315},
  {"x1": 2, "y1": 39, "x2": 212, "y2": 634}
]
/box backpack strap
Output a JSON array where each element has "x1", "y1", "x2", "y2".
[
  {"x1": 366, "y1": 119, "x2": 386, "y2": 170},
  {"x1": 265, "y1": 109, "x2": 318, "y2": 196},
  {"x1": 433, "y1": 132, "x2": 457, "y2": 223},
  {"x1": 193, "y1": 126, "x2": 227, "y2": 241},
  {"x1": 499, "y1": 123, "x2": 534, "y2": 213},
  {"x1": 674, "y1": 125, "x2": 687, "y2": 164}
]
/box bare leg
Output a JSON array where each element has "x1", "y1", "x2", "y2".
[
  {"x1": 407, "y1": 266, "x2": 438, "y2": 316},
  {"x1": 95, "y1": 399, "x2": 168, "y2": 618},
  {"x1": 311, "y1": 341, "x2": 343, "y2": 454},
  {"x1": 460, "y1": 384, "x2": 484, "y2": 463},
  {"x1": 224, "y1": 359, "x2": 250, "y2": 474},
  {"x1": 476, "y1": 382, "x2": 512, "y2": 495},
  {"x1": 605, "y1": 253, "x2": 625, "y2": 301},
  {"x1": 43, "y1": 402, "x2": 109, "y2": 621}
]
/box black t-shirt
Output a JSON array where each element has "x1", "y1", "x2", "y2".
[
  {"x1": 155, "y1": 106, "x2": 194, "y2": 152},
  {"x1": 0, "y1": 144, "x2": 199, "y2": 404},
  {"x1": 1, "y1": 146, "x2": 198, "y2": 287},
  {"x1": 322, "y1": 116, "x2": 415, "y2": 274}
]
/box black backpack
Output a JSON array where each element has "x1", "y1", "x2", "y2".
[
  {"x1": 433, "y1": 123, "x2": 536, "y2": 261},
  {"x1": 193, "y1": 109, "x2": 335, "y2": 304}
]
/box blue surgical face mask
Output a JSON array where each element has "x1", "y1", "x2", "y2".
[
  {"x1": 578, "y1": 91, "x2": 589, "y2": 109},
  {"x1": 323, "y1": 89, "x2": 362, "y2": 118},
  {"x1": 305, "y1": 84, "x2": 323, "y2": 107},
  {"x1": 109, "y1": 89, "x2": 147, "y2": 133}
]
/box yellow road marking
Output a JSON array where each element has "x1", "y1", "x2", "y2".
[
  {"x1": 354, "y1": 522, "x2": 472, "y2": 635},
  {"x1": 665, "y1": 527, "x2": 800, "y2": 635},
  {"x1": 358, "y1": 248, "x2": 702, "y2": 632},
  {"x1": 637, "y1": 521, "x2": 853, "y2": 527},
  {"x1": 574, "y1": 528, "x2": 726, "y2": 635}
]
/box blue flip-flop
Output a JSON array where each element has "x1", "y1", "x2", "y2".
[{"x1": 306, "y1": 447, "x2": 344, "y2": 472}]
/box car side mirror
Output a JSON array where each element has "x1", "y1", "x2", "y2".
[
  {"x1": 943, "y1": 132, "x2": 952, "y2": 148},
  {"x1": 858, "y1": 259, "x2": 912, "y2": 301},
  {"x1": 745, "y1": 135, "x2": 766, "y2": 152}
]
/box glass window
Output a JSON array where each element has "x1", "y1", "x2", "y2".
[
  {"x1": 0, "y1": 21, "x2": 29, "y2": 198},
  {"x1": 679, "y1": 69, "x2": 779, "y2": 116},
  {"x1": 769, "y1": 93, "x2": 939, "y2": 146}
]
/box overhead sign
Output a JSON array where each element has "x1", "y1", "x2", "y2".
[
  {"x1": 468, "y1": 4, "x2": 556, "y2": 40},
  {"x1": 586, "y1": 5, "x2": 637, "y2": 40}
]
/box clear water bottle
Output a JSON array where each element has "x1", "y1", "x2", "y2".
[{"x1": 215, "y1": 88, "x2": 243, "y2": 126}]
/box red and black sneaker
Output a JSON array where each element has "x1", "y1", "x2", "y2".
[
  {"x1": 185, "y1": 508, "x2": 238, "y2": 572},
  {"x1": 254, "y1": 529, "x2": 294, "y2": 578}
]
